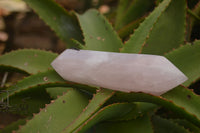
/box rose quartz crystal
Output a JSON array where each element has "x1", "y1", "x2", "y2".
[{"x1": 51, "y1": 49, "x2": 187, "y2": 96}]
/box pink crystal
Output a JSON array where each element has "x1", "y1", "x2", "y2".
[{"x1": 51, "y1": 49, "x2": 187, "y2": 96}]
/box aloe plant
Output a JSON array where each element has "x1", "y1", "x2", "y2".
[{"x1": 1, "y1": 0, "x2": 200, "y2": 132}]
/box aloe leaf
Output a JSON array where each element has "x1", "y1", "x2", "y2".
[
  {"x1": 193, "y1": 1, "x2": 200, "y2": 15},
  {"x1": 140, "y1": 0, "x2": 186, "y2": 55},
  {"x1": 87, "y1": 114, "x2": 153, "y2": 133},
  {"x1": 0, "y1": 70, "x2": 96, "y2": 101},
  {"x1": 46, "y1": 87, "x2": 71, "y2": 99},
  {"x1": 62, "y1": 88, "x2": 114, "y2": 133},
  {"x1": 111, "y1": 86, "x2": 200, "y2": 127},
  {"x1": 155, "y1": 0, "x2": 164, "y2": 5},
  {"x1": 0, "y1": 70, "x2": 64, "y2": 100},
  {"x1": 0, "y1": 49, "x2": 57, "y2": 74},
  {"x1": 186, "y1": 2, "x2": 200, "y2": 41},
  {"x1": 16, "y1": 89, "x2": 89, "y2": 133},
  {"x1": 110, "y1": 102, "x2": 157, "y2": 121},
  {"x1": 77, "y1": 9, "x2": 123, "y2": 52},
  {"x1": 115, "y1": 0, "x2": 132, "y2": 29},
  {"x1": 194, "y1": 1, "x2": 200, "y2": 11},
  {"x1": 192, "y1": 1, "x2": 200, "y2": 21},
  {"x1": 173, "y1": 119, "x2": 200, "y2": 133},
  {"x1": 121, "y1": 0, "x2": 171, "y2": 53},
  {"x1": 0, "y1": 70, "x2": 64, "y2": 115},
  {"x1": 118, "y1": 17, "x2": 144, "y2": 39},
  {"x1": 23, "y1": 0, "x2": 83, "y2": 48},
  {"x1": 0, "y1": 118, "x2": 27, "y2": 133},
  {"x1": 0, "y1": 70, "x2": 93, "y2": 115},
  {"x1": 73, "y1": 103, "x2": 136, "y2": 133},
  {"x1": 115, "y1": 0, "x2": 154, "y2": 30},
  {"x1": 152, "y1": 116, "x2": 190, "y2": 133},
  {"x1": 7, "y1": 85, "x2": 51, "y2": 115},
  {"x1": 162, "y1": 86, "x2": 200, "y2": 121},
  {"x1": 165, "y1": 40, "x2": 200, "y2": 86},
  {"x1": 0, "y1": 70, "x2": 95, "y2": 115}
]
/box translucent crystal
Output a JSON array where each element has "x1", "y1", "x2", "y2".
[{"x1": 51, "y1": 49, "x2": 187, "y2": 96}]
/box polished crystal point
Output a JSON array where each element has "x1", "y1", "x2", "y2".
[{"x1": 51, "y1": 49, "x2": 187, "y2": 96}]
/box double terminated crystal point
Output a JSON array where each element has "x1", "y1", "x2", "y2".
[{"x1": 51, "y1": 49, "x2": 188, "y2": 96}]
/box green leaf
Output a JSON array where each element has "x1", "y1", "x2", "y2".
[
  {"x1": 162, "y1": 86, "x2": 200, "y2": 121},
  {"x1": 0, "y1": 70, "x2": 96, "y2": 101},
  {"x1": 73, "y1": 103, "x2": 136, "y2": 133},
  {"x1": 0, "y1": 70, "x2": 65, "y2": 100},
  {"x1": 17, "y1": 89, "x2": 89, "y2": 133},
  {"x1": 152, "y1": 116, "x2": 190, "y2": 133},
  {"x1": 115, "y1": 0, "x2": 154, "y2": 30},
  {"x1": 0, "y1": 70, "x2": 60, "y2": 115},
  {"x1": 165, "y1": 40, "x2": 200, "y2": 86},
  {"x1": 156, "y1": 0, "x2": 164, "y2": 6},
  {"x1": 121, "y1": 0, "x2": 171, "y2": 53},
  {"x1": 62, "y1": 89, "x2": 115, "y2": 133},
  {"x1": 140, "y1": 0, "x2": 186, "y2": 55},
  {"x1": 110, "y1": 102, "x2": 157, "y2": 121},
  {"x1": 117, "y1": 17, "x2": 145, "y2": 39},
  {"x1": 121, "y1": 0, "x2": 186, "y2": 55},
  {"x1": 88, "y1": 114, "x2": 153, "y2": 133},
  {"x1": 7, "y1": 85, "x2": 51, "y2": 115},
  {"x1": 111, "y1": 85, "x2": 200, "y2": 127},
  {"x1": 77, "y1": 9, "x2": 123, "y2": 52},
  {"x1": 173, "y1": 119, "x2": 200, "y2": 133},
  {"x1": 192, "y1": 1, "x2": 200, "y2": 21},
  {"x1": 115, "y1": 0, "x2": 132, "y2": 29},
  {"x1": 0, "y1": 73, "x2": 55, "y2": 115},
  {"x1": 0, "y1": 49, "x2": 57, "y2": 74},
  {"x1": 23, "y1": 0, "x2": 83, "y2": 48},
  {"x1": 46, "y1": 87, "x2": 71, "y2": 99},
  {"x1": 0, "y1": 70, "x2": 94, "y2": 115}
]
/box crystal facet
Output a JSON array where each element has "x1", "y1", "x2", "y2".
[{"x1": 51, "y1": 49, "x2": 188, "y2": 96}]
